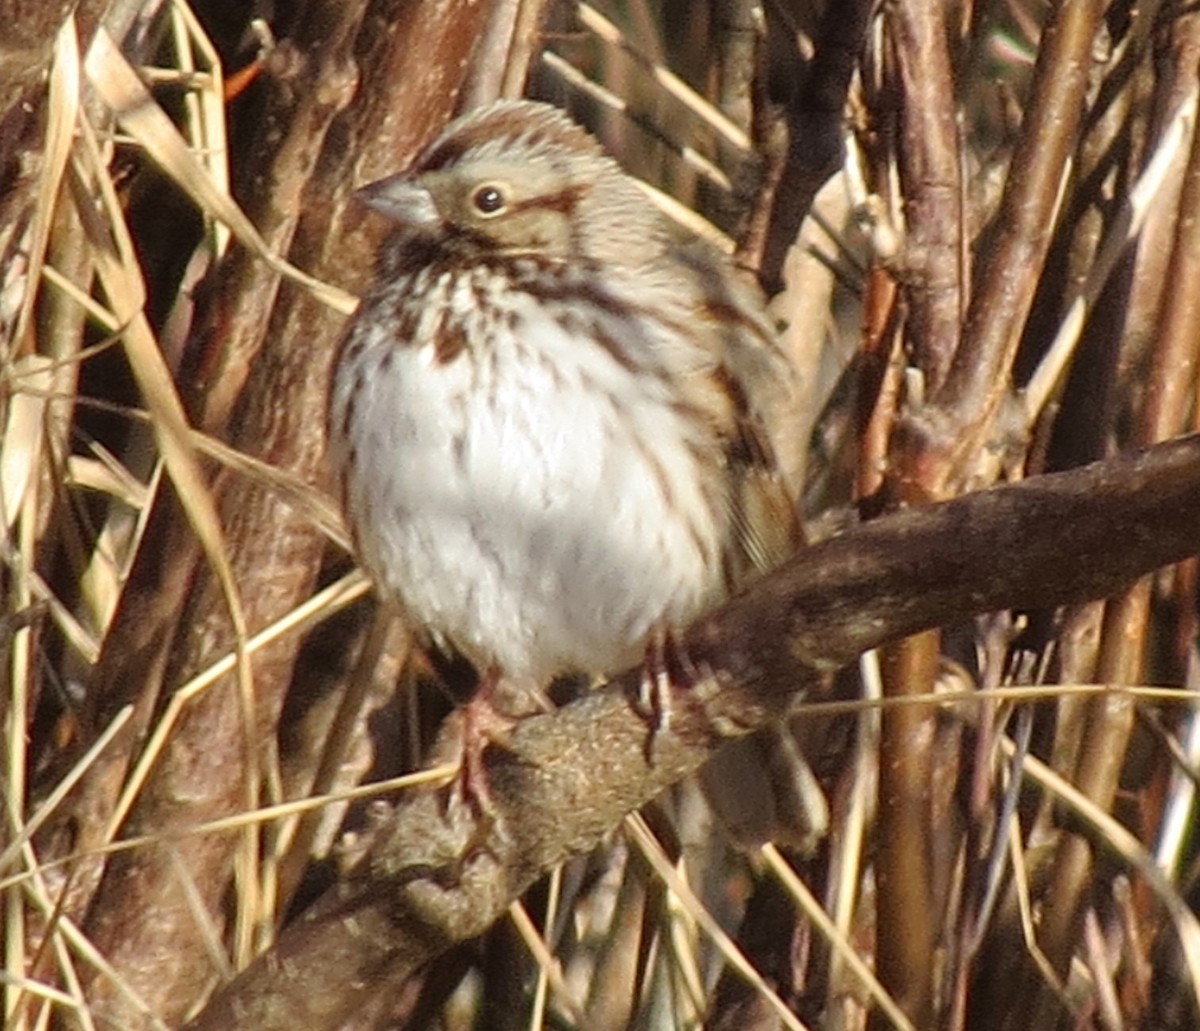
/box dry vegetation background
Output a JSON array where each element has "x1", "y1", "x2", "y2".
[{"x1": 4, "y1": 0, "x2": 1200, "y2": 1029}]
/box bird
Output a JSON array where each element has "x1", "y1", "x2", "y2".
[{"x1": 327, "y1": 98, "x2": 820, "y2": 844}]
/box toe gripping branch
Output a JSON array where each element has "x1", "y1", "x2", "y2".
[{"x1": 637, "y1": 623, "x2": 722, "y2": 762}]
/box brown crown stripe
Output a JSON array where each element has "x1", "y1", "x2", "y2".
[{"x1": 416, "y1": 106, "x2": 602, "y2": 175}]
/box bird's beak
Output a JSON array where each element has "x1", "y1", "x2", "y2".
[{"x1": 355, "y1": 175, "x2": 439, "y2": 229}]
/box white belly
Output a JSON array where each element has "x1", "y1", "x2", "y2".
[{"x1": 330, "y1": 268, "x2": 728, "y2": 683}]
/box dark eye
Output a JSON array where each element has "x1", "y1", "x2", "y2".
[{"x1": 472, "y1": 184, "x2": 507, "y2": 215}]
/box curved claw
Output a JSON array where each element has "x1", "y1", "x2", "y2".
[{"x1": 638, "y1": 624, "x2": 702, "y2": 759}]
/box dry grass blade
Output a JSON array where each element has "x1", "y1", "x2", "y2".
[
  {"x1": 761, "y1": 844, "x2": 916, "y2": 1031},
  {"x1": 1024, "y1": 82, "x2": 1199, "y2": 421},
  {"x1": 6, "y1": 817, "x2": 97, "y2": 1031},
  {"x1": 4, "y1": 350, "x2": 42, "y2": 1031},
  {"x1": 1155, "y1": 691, "x2": 1200, "y2": 876},
  {"x1": 185, "y1": 430, "x2": 348, "y2": 550},
  {"x1": 11, "y1": 18, "x2": 80, "y2": 354},
  {"x1": 270, "y1": 606, "x2": 403, "y2": 908},
  {"x1": 100, "y1": 569, "x2": 370, "y2": 847},
  {"x1": 0, "y1": 705, "x2": 132, "y2": 877},
  {"x1": 575, "y1": 2, "x2": 751, "y2": 150},
  {"x1": 67, "y1": 113, "x2": 248, "y2": 636},
  {"x1": 507, "y1": 884, "x2": 584, "y2": 1026},
  {"x1": 83, "y1": 26, "x2": 354, "y2": 315},
  {"x1": 540, "y1": 51, "x2": 736, "y2": 250},
  {"x1": 539, "y1": 50, "x2": 734, "y2": 191},
  {"x1": 166, "y1": 846, "x2": 234, "y2": 983},
  {"x1": 64, "y1": 113, "x2": 263, "y2": 934},
  {"x1": 1, "y1": 357, "x2": 54, "y2": 531},
  {"x1": 0, "y1": 766, "x2": 457, "y2": 898},
  {"x1": 72, "y1": 21, "x2": 278, "y2": 971},
  {"x1": 0, "y1": 972, "x2": 77, "y2": 1012},
  {"x1": 34, "y1": 915, "x2": 170, "y2": 1031},
  {"x1": 0, "y1": 564, "x2": 98, "y2": 666},
  {"x1": 824, "y1": 651, "x2": 884, "y2": 1014},
  {"x1": 624, "y1": 813, "x2": 812, "y2": 1031},
  {"x1": 1013, "y1": 743, "x2": 1200, "y2": 1017},
  {"x1": 1007, "y1": 818, "x2": 1071, "y2": 1001},
  {"x1": 166, "y1": 0, "x2": 231, "y2": 255}
]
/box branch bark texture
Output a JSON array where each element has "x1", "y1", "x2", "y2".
[{"x1": 185, "y1": 432, "x2": 1200, "y2": 1031}]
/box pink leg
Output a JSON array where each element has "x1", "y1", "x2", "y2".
[
  {"x1": 452, "y1": 666, "x2": 518, "y2": 813},
  {"x1": 638, "y1": 623, "x2": 703, "y2": 739}
]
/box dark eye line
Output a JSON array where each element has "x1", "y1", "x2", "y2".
[{"x1": 505, "y1": 185, "x2": 589, "y2": 217}]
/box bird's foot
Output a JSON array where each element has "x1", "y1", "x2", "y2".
[
  {"x1": 637, "y1": 624, "x2": 702, "y2": 761},
  {"x1": 449, "y1": 686, "x2": 518, "y2": 816}
]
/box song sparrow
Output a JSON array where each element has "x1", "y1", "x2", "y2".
[{"x1": 328, "y1": 100, "x2": 816, "y2": 841}]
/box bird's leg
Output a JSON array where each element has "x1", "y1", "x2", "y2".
[
  {"x1": 639, "y1": 624, "x2": 673, "y2": 734},
  {"x1": 451, "y1": 666, "x2": 518, "y2": 814},
  {"x1": 638, "y1": 623, "x2": 702, "y2": 757}
]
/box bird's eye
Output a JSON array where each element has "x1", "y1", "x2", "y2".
[{"x1": 471, "y1": 184, "x2": 507, "y2": 215}]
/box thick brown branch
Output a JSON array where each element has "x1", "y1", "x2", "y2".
[{"x1": 184, "y1": 433, "x2": 1200, "y2": 1031}]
